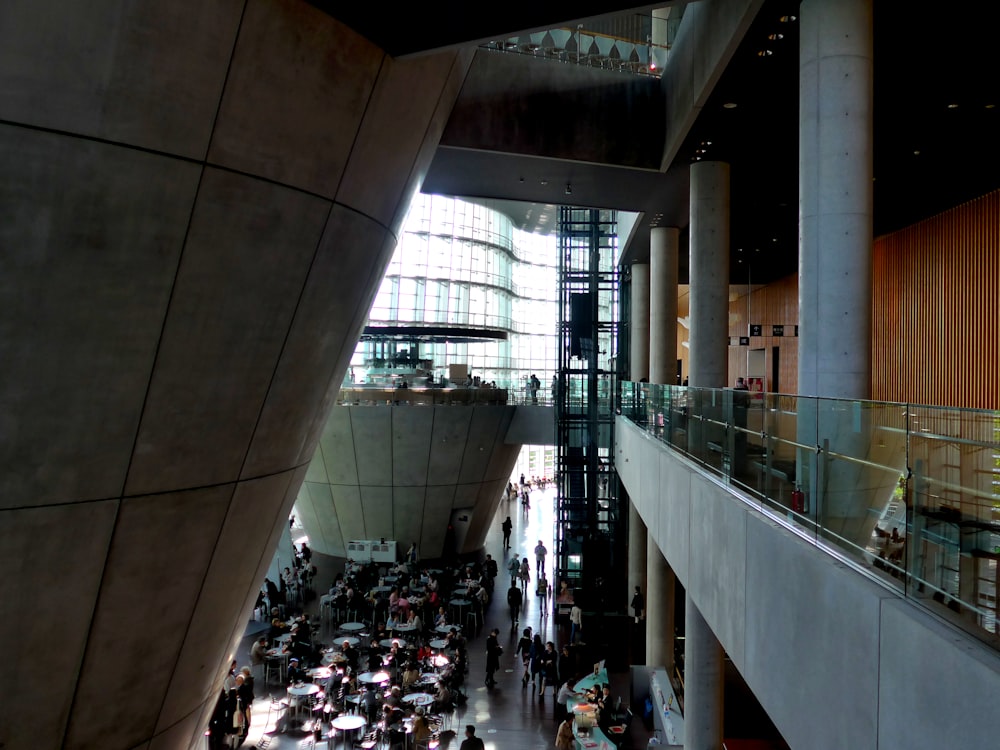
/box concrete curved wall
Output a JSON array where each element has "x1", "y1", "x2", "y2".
[
  {"x1": 296, "y1": 405, "x2": 522, "y2": 559},
  {"x1": 0, "y1": 1, "x2": 471, "y2": 748}
]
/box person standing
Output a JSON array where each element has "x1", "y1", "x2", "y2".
[
  {"x1": 501, "y1": 516, "x2": 513, "y2": 549},
  {"x1": 555, "y1": 717, "x2": 575, "y2": 750},
  {"x1": 534, "y1": 540, "x2": 547, "y2": 576},
  {"x1": 460, "y1": 725, "x2": 485, "y2": 750},
  {"x1": 507, "y1": 582, "x2": 523, "y2": 627},
  {"x1": 519, "y1": 557, "x2": 531, "y2": 591},
  {"x1": 508, "y1": 553, "x2": 521, "y2": 587},
  {"x1": 570, "y1": 602, "x2": 582, "y2": 644},
  {"x1": 631, "y1": 585, "x2": 645, "y2": 624},
  {"x1": 485, "y1": 628, "x2": 502, "y2": 687}
]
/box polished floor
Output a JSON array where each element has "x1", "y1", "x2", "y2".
[{"x1": 231, "y1": 485, "x2": 652, "y2": 750}]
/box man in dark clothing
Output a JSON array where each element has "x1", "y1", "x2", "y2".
[
  {"x1": 460, "y1": 725, "x2": 485, "y2": 750},
  {"x1": 501, "y1": 516, "x2": 512, "y2": 549},
  {"x1": 485, "y1": 628, "x2": 502, "y2": 687},
  {"x1": 507, "y1": 584, "x2": 523, "y2": 627}
]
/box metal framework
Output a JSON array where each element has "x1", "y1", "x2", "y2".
[{"x1": 553, "y1": 206, "x2": 626, "y2": 614}]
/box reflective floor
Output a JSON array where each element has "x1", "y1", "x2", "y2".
[{"x1": 231, "y1": 485, "x2": 651, "y2": 749}]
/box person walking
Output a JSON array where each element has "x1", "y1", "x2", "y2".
[
  {"x1": 485, "y1": 628, "x2": 502, "y2": 687},
  {"x1": 519, "y1": 557, "x2": 531, "y2": 591},
  {"x1": 507, "y1": 582, "x2": 523, "y2": 627},
  {"x1": 534, "y1": 540, "x2": 547, "y2": 576},
  {"x1": 460, "y1": 725, "x2": 485, "y2": 750},
  {"x1": 508, "y1": 553, "x2": 520, "y2": 587},
  {"x1": 516, "y1": 627, "x2": 533, "y2": 687},
  {"x1": 631, "y1": 585, "x2": 645, "y2": 624},
  {"x1": 501, "y1": 516, "x2": 512, "y2": 549}
]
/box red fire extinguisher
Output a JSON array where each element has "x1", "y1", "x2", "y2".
[{"x1": 791, "y1": 486, "x2": 805, "y2": 513}]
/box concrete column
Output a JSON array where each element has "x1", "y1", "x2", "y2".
[
  {"x1": 688, "y1": 161, "x2": 730, "y2": 388},
  {"x1": 645, "y1": 536, "x2": 675, "y2": 674},
  {"x1": 684, "y1": 594, "x2": 724, "y2": 750},
  {"x1": 799, "y1": 0, "x2": 873, "y2": 400},
  {"x1": 628, "y1": 499, "x2": 647, "y2": 620},
  {"x1": 630, "y1": 263, "x2": 650, "y2": 381},
  {"x1": 649, "y1": 227, "x2": 679, "y2": 384}
]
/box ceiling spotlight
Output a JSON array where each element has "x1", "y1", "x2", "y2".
[
  {"x1": 768, "y1": 33, "x2": 784, "y2": 41},
  {"x1": 565, "y1": 183, "x2": 572, "y2": 195},
  {"x1": 947, "y1": 103, "x2": 959, "y2": 109},
  {"x1": 757, "y1": 49, "x2": 773, "y2": 57},
  {"x1": 913, "y1": 150, "x2": 921, "y2": 156},
  {"x1": 540, "y1": 179, "x2": 548, "y2": 185},
  {"x1": 723, "y1": 102, "x2": 738, "y2": 109},
  {"x1": 779, "y1": 15, "x2": 797, "y2": 22},
  {"x1": 986, "y1": 104, "x2": 996, "y2": 109}
]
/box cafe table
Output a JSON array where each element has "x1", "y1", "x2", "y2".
[
  {"x1": 339, "y1": 622, "x2": 365, "y2": 632},
  {"x1": 402, "y1": 692, "x2": 434, "y2": 707},
  {"x1": 428, "y1": 639, "x2": 449, "y2": 650},
  {"x1": 357, "y1": 670, "x2": 391, "y2": 685},
  {"x1": 329, "y1": 714, "x2": 366, "y2": 749},
  {"x1": 287, "y1": 682, "x2": 320, "y2": 722}
]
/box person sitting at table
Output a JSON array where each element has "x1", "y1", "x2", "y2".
[
  {"x1": 269, "y1": 617, "x2": 288, "y2": 645},
  {"x1": 416, "y1": 640, "x2": 433, "y2": 662},
  {"x1": 434, "y1": 606, "x2": 448, "y2": 628},
  {"x1": 385, "y1": 685, "x2": 404, "y2": 708},
  {"x1": 341, "y1": 640, "x2": 359, "y2": 673},
  {"x1": 366, "y1": 639, "x2": 384, "y2": 672},
  {"x1": 250, "y1": 636, "x2": 268, "y2": 669},
  {"x1": 596, "y1": 684, "x2": 615, "y2": 729},
  {"x1": 402, "y1": 660, "x2": 420, "y2": 689},
  {"x1": 287, "y1": 657, "x2": 306, "y2": 684},
  {"x1": 397, "y1": 593, "x2": 411, "y2": 618},
  {"x1": 412, "y1": 708, "x2": 433, "y2": 746},
  {"x1": 386, "y1": 611, "x2": 400, "y2": 630},
  {"x1": 431, "y1": 682, "x2": 453, "y2": 713},
  {"x1": 372, "y1": 621, "x2": 388, "y2": 641}
]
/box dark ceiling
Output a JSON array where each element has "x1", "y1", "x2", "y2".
[{"x1": 323, "y1": 1, "x2": 1000, "y2": 285}]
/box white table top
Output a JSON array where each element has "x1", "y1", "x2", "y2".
[
  {"x1": 402, "y1": 692, "x2": 434, "y2": 705},
  {"x1": 287, "y1": 683, "x2": 320, "y2": 697},
  {"x1": 358, "y1": 671, "x2": 391, "y2": 684},
  {"x1": 340, "y1": 622, "x2": 365, "y2": 632},
  {"x1": 308, "y1": 667, "x2": 333, "y2": 680},
  {"x1": 448, "y1": 598, "x2": 470, "y2": 606},
  {"x1": 331, "y1": 715, "x2": 367, "y2": 730},
  {"x1": 428, "y1": 639, "x2": 449, "y2": 649}
]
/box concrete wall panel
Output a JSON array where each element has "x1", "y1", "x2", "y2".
[
  {"x1": 877, "y1": 599, "x2": 1000, "y2": 749},
  {"x1": 393, "y1": 408, "x2": 434, "y2": 486},
  {"x1": 0, "y1": 501, "x2": 117, "y2": 750},
  {"x1": 616, "y1": 416, "x2": 1000, "y2": 750},
  {"x1": 0, "y1": 0, "x2": 241, "y2": 158},
  {"x1": 360, "y1": 485, "x2": 394, "y2": 541},
  {"x1": 688, "y1": 472, "x2": 747, "y2": 665},
  {"x1": 0, "y1": 127, "x2": 199, "y2": 507},
  {"x1": 331, "y1": 484, "x2": 366, "y2": 547},
  {"x1": 125, "y1": 169, "x2": 328, "y2": 495},
  {"x1": 504, "y1": 405, "x2": 556, "y2": 445},
  {"x1": 209, "y1": 0, "x2": 383, "y2": 199},
  {"x1": 393, "y1": 486, "x2": 428, "y2": 552},
  {"x1": 351, "y1": 408, "x2": 394, "y2": 486},
  {"x1": 65, "y1": 485, "x2": 232, "y2": 749},
  {"x1": 422, "y1": 486, "x2": 458, "y2": 555},
  {"x1": 428, "y1": 408, "x2": 476, "y2": 480},
  {"x1": 318, "y1": 408, "x2": 360, "y2": 486},
  {"x1": 246, "y1": 207, "x2": 393, "y2": 475},
  {"x1": 458, "y1": 408, "x2": 506, "y2": 483}
]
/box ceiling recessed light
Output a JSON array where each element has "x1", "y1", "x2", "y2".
[
  {"x1": 540, "y1": 179, "x2": 548, "y2": 185},
  {"x1": 723, "y1": 102, "x2": 738, "y2": 109},
  {"x1": 757, "y1": 49, "x2": 773, "y2": 57},
  {"x1": 768, "y1": 33, "x2": 784, "y2": 41},
  {"x1": 947, "y1": 103, "x2": 959, "y2": 109},
  {"x1": 779, "y1": 15, "x2": 797, "y2": 22},
  {"x1": 986, "y1": 104, "x2": 996, "y2": 109},
  {"x1": 913, "y1": 150, "x2": 921, "y2": 156}
]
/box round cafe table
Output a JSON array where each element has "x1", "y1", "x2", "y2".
[
  {"x1": 417, "y1": 672, "x2": 438, "y2": 686},
  {"x1": 330, "y1": 714, "x2": 366, "y2": 748},
  {"x1": 340, "y1": 622, "x2": 365, "y2": 632},
  {"x1": 372, "y1": 585, "x2": 392, "y2": 595},
  {"x1": 434, "y1": 625, "x2": 456, "y2": 635},
  {"x1": 287, "y1": 682, "x2": 320, "y2": 722},
  {"x1": 402, "y1": 692, "x2": 434, "y2": 707},
  {"x1": 357, "y1": 670, "x2": 391, "y2": 685},
  {"x1": 428, "y1": 639, "x2": 449, "y2": 650},
  {"x1": 308, "y1": 666, "x2": 333, "y2": 681},
  {"x1": 380, "y1": 638, "x2": 404, "y2": 649},
  {"x1": 429, "y1": 654, "x2": 449, "y2": 669}
]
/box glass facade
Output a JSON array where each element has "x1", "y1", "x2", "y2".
[{"x1": 353, "y1": 194, "x2": 560, "y2": 402}]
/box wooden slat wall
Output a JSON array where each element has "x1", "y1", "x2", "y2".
[
  {"x1": 873, "y1": 190, "x2": 1000, "y2": 410},
  {"x1": 719, "y1": 188, "x2": 999, "y2": 408},
  {"x1": 727, "y1": 275, "x2": 799, "y2": 394}
]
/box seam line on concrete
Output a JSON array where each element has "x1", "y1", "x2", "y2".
[
  {"x1": 59, "y1": 496, "x2": 122, "y2": 748},
  {"x1": 202, "y1": 0, "x2": 251, "y2": 163},
  {"x1": 0, "y1": 119, "x2": 393, "y2": 235}
]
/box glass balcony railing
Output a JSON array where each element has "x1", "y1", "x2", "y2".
[{"x1": 620, "y1": 381, "x2": 1000, "y2": 650}]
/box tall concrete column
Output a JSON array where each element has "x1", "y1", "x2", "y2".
[
  {"x1": 684, "y1": 594, "x2": 724, "y2": 750},
  {"x1": 799, "y1": 0, "x2": 873, "y2": 399},
  {"x1": 645, "y1": 536, "x2": 675, "y2": 674},
  {"x1": 688, "y1": 161, "x2": 730, "y2": 388},
  {"x1": 649, "y1": 226, "x2": 679, "y2": 384},
  {"x1": 630, "y1": 263, "x2": 650, "y2": 382},
  {"x1": 628, "y1": 498, "x2": 647, "y2": 622},
  {"x1": 797, "y1": 0, "x2": 874, "y2": 542}
]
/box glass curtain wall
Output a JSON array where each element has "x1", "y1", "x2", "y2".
[{"x1": 354, "y1": 194, "x2": 559, "y2": 400}]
